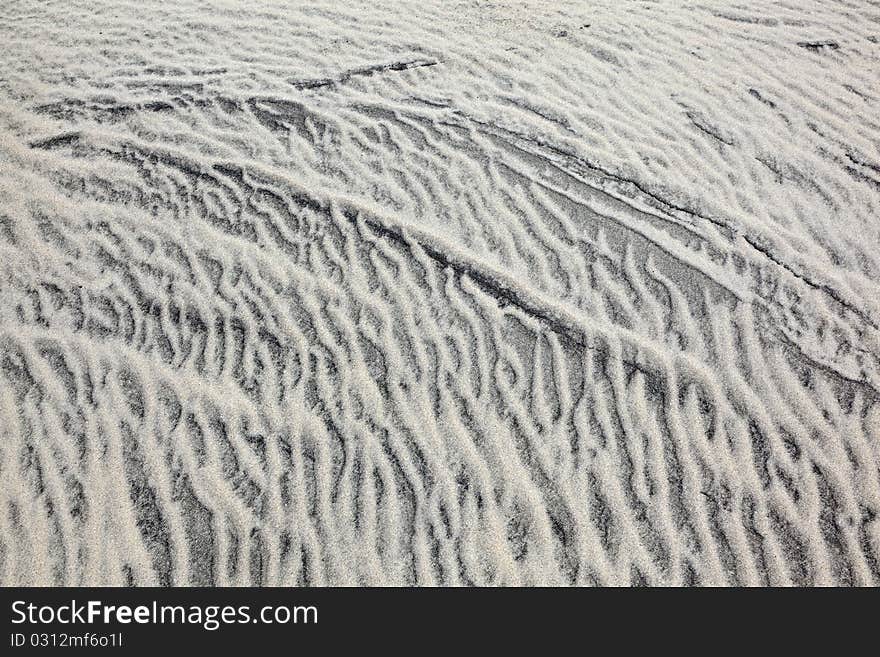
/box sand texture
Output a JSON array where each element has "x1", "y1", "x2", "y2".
[{"x1": 1, "y1": 1, "x2": 879, "y2": 586}]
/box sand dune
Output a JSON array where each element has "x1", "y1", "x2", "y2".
[{"x1": 1, "y1": 0, "x2": 879, "y2": 586}]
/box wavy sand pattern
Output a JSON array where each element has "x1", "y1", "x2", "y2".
[{"x1": 1, "y1": 1, "x2": 879, "y2": 586}]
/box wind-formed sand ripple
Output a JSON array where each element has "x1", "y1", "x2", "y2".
[{"x1": 1, "y1": 0, "x2": 879, "y2": 585}]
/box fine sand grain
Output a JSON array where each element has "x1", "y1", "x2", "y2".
[{"x1": 1, "y1": 0, "x2": 879, "y2": 586}]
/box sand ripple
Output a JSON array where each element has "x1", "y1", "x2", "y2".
[{"x1": 1, "y1": 1, "x2": 879, "y2": 585}]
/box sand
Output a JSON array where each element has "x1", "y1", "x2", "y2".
[{"x1": 0, "y1": 0, "x2": 878, "y2": 586}]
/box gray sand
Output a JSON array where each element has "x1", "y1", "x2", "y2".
[{"x1": 1, "y1": 1, "x2": 879, "y2": 586}]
